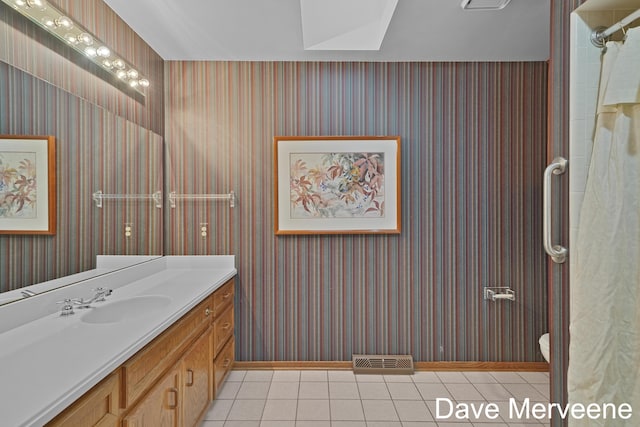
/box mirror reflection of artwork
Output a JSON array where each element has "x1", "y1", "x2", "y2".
[
  {"x1": 0, "y1": 152, "x2": 38, "y2": 219},
  {"x1": 289, "y1": 152, "x2": 385, "y2": 219},
  {"x1": 0, "y1": 135, "x2": 55, "y2": 235}
]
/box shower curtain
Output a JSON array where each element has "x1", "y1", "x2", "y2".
[{"x1": 568, "y1": 27, "x2": 640, "y2": 426}]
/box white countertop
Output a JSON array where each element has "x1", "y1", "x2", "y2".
[{"x1": 0, "y1": 256, "x2": 236, "y2": 427}]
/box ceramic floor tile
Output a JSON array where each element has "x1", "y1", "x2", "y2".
[
  {"x1": 217, "y1": 381, "x2": 242, "y2": 399},
  {"x1": 387, "y1": 382, "x2": 422, "y2": 400},
  {"x1": 415, "y1": 383, "x2": 453, "y2": 400},
  {"x1": 227, "y1": 400, "x2": 267, "y2": 421},
  {"x1": 236, "y1": 382, "x2": 271, "y2": 399},
  {"x1": 444, "y1": 383, "x2": 485, "y2": 401},
  {"x1": 296, "y1": 399, "x2": 331, "y2": 420},
  {"x1": 355, "y1": 374, "x2": 385, "y2": 382},
  {"x1": 436, "y1": 372, "x2": 470, "y2": 384},
  {"x1": 493, "y1": 401, "x2": 548, "y2": 424},
  {"x1": 200, "y1": 369, "x2": 552, "y2": 427},
  {"x1": 330, "y1": 421, "x2": 366, "y2": 427},
  {"x1": 516, "y1": 372, "x2": 550, "y2": 384},
  {"x1": 384, "y1": 374, "x2": 413, "y2": 383},
  {"x1": 328, "y1": 370, "x2": 357, "y2": 382},
  {"x1": 272, "y1": 370, "x2": 301, "y2": 382},
  {"x1": 462, "y1": 372, "x2": 498, "y2": 384},
  {"x1": 502, "y1": 384, "x2": 548, "y2": 402},
  {"x1": 411, "y1": 372, "x2": 441, "y2": 383},
  {"x1": 268, "y1": 381, "x2": 300, "y2": 399},
  {"x1": 329, "y1": 382, "x2": 360, "y2": 399},
  {"x1": 393, "y1": 400, "x2": 433, "y2": 421},
  {"x1": 473, "y1": 383, "x2": 513, "y2": 401},
  {"x1": 204, "y1": 399, "x2": 234, "y2": 420},
  {"x1": 361, "y1": 400, "x2": 400, "y2": 421},
  {"x1": 400, "y1": 422, "x2": 438, "y2": 427},
  {"x1": 227, "y1": 370, "x2": 247, "y2": 382},
  {"x1": 365, "y1": 422, "x2": 403, "y2": 427},
  {"x1": 223, "y1": 422, "x2": 260, "y2": 427},
  {"x1": 244, "y1": 371, "x2": 274, "y2": 382},
  {"x1": 259, "y1": 422, "x2": 295, "y2": 427},
  {"x1": 301, "y1": 370, "x2": 329, "y2": 382},
  {"x1": 294, "y1": 422, "x2": 331, "y2": 427},
  {"x1": 530, "y1": 383, "x2": 550, "y2": 399},
  {"x1": 489, "y1": 372, "x2": 527, "y2": 384},
  {"x1": 261, "y1": 399, "x2": 298, "y2": 420},
  {"x1": 357, "y1": 382, "x2": 391, "y2": 399},
  {"x1": 330, "y1": 399, "x2": 365, "y2": 421},
  {"x1": 299, "y1": 381, "x2": 329, "y2": 399}
]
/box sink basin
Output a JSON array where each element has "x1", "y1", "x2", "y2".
[{"x1": 81, "y1": 295, "x2": 172, "y2": 324}]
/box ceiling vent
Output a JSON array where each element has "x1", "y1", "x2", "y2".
[{"x1": 461, "y1": 0, "x2": 512, "y2": 10}]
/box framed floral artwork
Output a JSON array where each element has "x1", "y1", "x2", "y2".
[
  {"x1": 0, "y1": 135, "x2": 56, "y2": 235},
  {"x1": 274, "y1": 136, "x2": 401, "y2": 235}
]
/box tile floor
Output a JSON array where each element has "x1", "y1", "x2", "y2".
[{"x1": 200, "y1": 370, "x2": 551, "y2": 427}]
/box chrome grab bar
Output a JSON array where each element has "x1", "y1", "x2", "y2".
[{"x1": 543, "y1": 157, "x2": 568, "y2": 264}]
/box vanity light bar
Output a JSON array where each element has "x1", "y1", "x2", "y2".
[{"x1": 2, "y1": 0, "x2": 150, "y2": 94}]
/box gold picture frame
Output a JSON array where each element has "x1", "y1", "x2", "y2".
[
  {"x1": 274, "y1": 136, "x2": 401, "y2": 235},
  {"x1": 0, "y1": 135, "x2": 56, "y2": 235}
]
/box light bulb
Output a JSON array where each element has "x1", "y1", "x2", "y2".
[
  {"x1": 116, "y1": 70, "x2": 127, "y2": 79},
  {"x1": 77, "y1": 33, "x2": 93, "y2": 46},
  {"x1": 41, "y1": 16, "x2": 55, "y2": 27},
  {"x1": 84, "y1": 47, "x2": 97, "y2": 57},
  {"x1": 129, "y1": 80, "x2": 139, "y2": 88},
  {"x1": 112, "y1": 59, "x2": 125, "y2": 70},
  {"x1": 102, "y1": 59, "x2": 112, "y2": 69},
  {"x1": 64, "y1": 33, "x2": 77, "y2": 44},
  {"x1": 96, "y1": 46, "x2": 110, "y2": 58},
  {"x1": 138, "y1": 79, "x2": 150, "y2": 88},
  {"x1": 25, "y1": 0, "x2": 43, "y2": 7},
  {"x1": 54, "y1": 16, "x2": 73, "y2": 29},
  {"x1": 126, "y1": 69, "x2": 139, "y2": 79},
  {"x1": 14, "y1": 0, "x2": 26, "y2": 7}
]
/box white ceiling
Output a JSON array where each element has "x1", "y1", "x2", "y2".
[{"x1": 102, "y1": 0, "x2": 550, "y2": 61}]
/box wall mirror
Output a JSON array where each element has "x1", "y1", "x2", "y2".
[{"x1": 0, "y1": 2, "x2": 163, "y2": 306}]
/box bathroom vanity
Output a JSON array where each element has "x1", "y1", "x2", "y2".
[{"x1": 0, "y1": 256, "x2": 236, "y2": 427}]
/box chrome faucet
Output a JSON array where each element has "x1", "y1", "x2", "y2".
[
  {"x1": 57, "y1": 288, "x2": 113, "y2": 314},
  {"x1": 72, "y1": 287, "x2": 113, "y2": 309}
]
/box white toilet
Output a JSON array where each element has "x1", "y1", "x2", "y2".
[{"x1": 539, "y1": 333, "x2": 550, "y2": 363}]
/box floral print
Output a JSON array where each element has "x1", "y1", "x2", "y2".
[
  {"x1": 0, "y1": 153, "x2": 37, "y2": 218},
  {"x1": 289, "y1": 152, "x2": 385, "y2": 218}
]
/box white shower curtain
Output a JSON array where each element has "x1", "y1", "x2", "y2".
[{"x1": 568, "y1": 27, "x2": 640, "y2": 426}]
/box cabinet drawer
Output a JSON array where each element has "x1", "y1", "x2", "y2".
[
  {"x1": 213, "y1": 337, "x2": 235, "y2": 395},
  {"x1": 122, "y1": 296, "x2": 213, "y2": 407},
  {"x1": 47, "y1": 371, "x2": 120, "y2": 427},
  {"x1": 212, "y1": 279, "x2": 234, "y2": 318},
  {"x1": 212, "y1": 304, "x2": 234, "y2": 357}
]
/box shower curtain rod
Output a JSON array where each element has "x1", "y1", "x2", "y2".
[{"x1": 591, "y1": 8, "x2": 640, "y2": 47}]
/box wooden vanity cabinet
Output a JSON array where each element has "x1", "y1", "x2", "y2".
[
  {"x1": 47, "y1": 371, "x2": 121, "y2": 427},
  {"x1": 45, "y1": 278, "x2": 236, "y2": 427},
  {"x1": 181, "y1": 330, "x2": 211, "y2": 427},
  {"x1": 121, "y1": 367, "x2": 181, "y2": 427}
]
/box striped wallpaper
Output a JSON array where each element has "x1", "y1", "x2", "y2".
[{"x1": 165, "y1": 61, "x2": 549, "y2": 362}]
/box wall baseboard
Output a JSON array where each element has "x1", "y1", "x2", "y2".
[{"x1": 233, "y1": 361, "x2": 549, "y2": 372}]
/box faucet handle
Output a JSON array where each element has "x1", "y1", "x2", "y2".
[{"x1": 56, "y1": 299, "x2": 75, "y2": 316}]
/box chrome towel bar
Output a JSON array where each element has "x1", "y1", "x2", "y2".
[{"x1": 543, "y1": 157, "x2": 568, "y2": 263}]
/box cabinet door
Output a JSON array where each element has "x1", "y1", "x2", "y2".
[
  {"x1": 122, "y1": 367, "x2": 180, "y2": 427},
  {"x1": 46, "y1": 372, "x2": 120, "y2": 427},
  {"x1": 182, "y1": 330, "x2": 211, "y2": 427}
]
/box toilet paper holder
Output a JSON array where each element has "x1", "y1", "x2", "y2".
[{"x1": 484, "y1": 287, "x2": 515, "y2": 302}]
